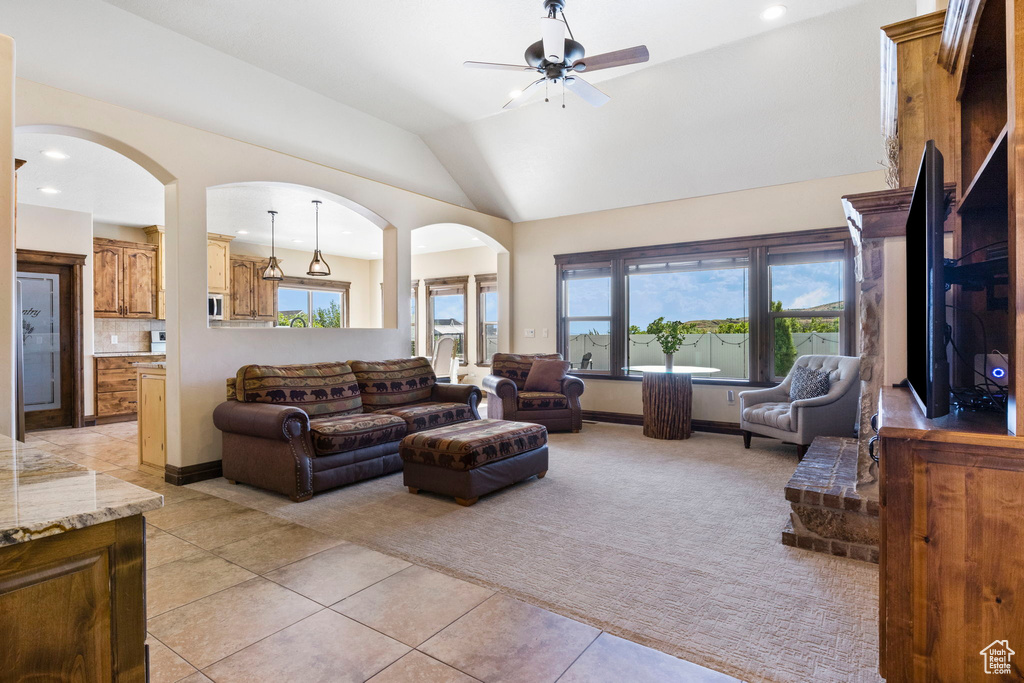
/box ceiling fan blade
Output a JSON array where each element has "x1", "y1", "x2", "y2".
[
  {"x1": 541, "y1": 17, "x2": 566, "y2": 63},
  {"x1": 503, "y1": 78, "x2": 547, "y2": 109},
  {"x1": 564, "y1": 76, "x2": 611, "y2": 107},
  {"x1": 572, "y1": 46, "x2": 650, "y2": 73},
  {"x1": 464, "y1": 61, "x2": 538, "y2": 72}
]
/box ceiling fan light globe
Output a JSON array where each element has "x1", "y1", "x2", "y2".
[{"x1": 307, "y1": 250, "x2": 331, "y2": 276}]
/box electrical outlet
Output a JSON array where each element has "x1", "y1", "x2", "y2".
[
  {"x1": 542, "y1": 328, "x2": 549, "y2": 338},
  {"x1": 524, "y1": 328, "x2": 536, "y2": 338},
  {"x1": 111, "y1": 335, "x2": 118, "y2": 345}
]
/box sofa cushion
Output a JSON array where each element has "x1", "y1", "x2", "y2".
[
  {"x1": 741, "y1": 402, "x2": 794, "y2": 432},
  {"x1": 399, "y1": 419, "x2": 548, "y2": 472},
  {"x1": 377, "y1": 402, "x2": 475, "y2": 433},
  {"x1": 517, "y1": 391, "x2": 568, "y2": 411},
  {"x1": 234, "y1": 362, "x2": 362, "y2": 417},
  {"x1": 492, "y1": 353, "x2": 563, "y2": 389},
  {"x1": 348, "y1": 357, "x2": 436, "y2": 408},
  {"x1": 524, "y1": 359, "x2": 570, "y2": 393},
  {"x1": 309, "y1": 413, "x2": 407, "y2": 457},
  {"x1": 789, "y1": 365, "x2": 831, "y2": 401}
]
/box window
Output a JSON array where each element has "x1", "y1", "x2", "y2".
[
  {"x1": 555, "y1": 229, "x2": 853, "y2": 384},
  {"x1": 411, "y1": 283, "x2": 419, "y2": 356},
  {"x1": 277, "y1": 277, "x2": 350, "y2": 328},
  {"x1": 768, "y1": 245, "x2": 846, "y2": 378},
  {"x1": 476, "y1": 274, "x2": 498, "y2": 365},
  {"x1": 561, "y1": 264, "x2": 613, "y2": 372},
  {"x1": 627, "y1": 253, "x2": 749, "y2": 379},
  {"x1": 426, "y1": 276, "x2": 468, "y2": 364}
]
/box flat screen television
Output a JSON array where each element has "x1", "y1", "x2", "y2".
[{"x1": 905, "y1": 140, "x2": 950, "y2": 418}]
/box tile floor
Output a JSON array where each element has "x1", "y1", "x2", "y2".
[{"x1": 26, "y1": 423, "x2": 738, "y2": 683}]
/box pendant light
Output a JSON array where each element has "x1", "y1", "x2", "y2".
[
  {"x1": 262, "y1": 210, "x2": 284, "y2": 281},
  {"x1": 307, "y1": 199, "x2": 331, "y2": 276}
]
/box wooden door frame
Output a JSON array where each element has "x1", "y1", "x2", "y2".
[{"x1": 16, "y1": 249, "x2": 86, "y2": 429}]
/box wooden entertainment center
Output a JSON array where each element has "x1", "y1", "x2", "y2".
[{"x1": 871, "y1": 1, "x2": 1024, "y2": 680}]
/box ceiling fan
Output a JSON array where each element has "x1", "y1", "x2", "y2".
[{"x1": 464, "y1": 0, "x2": 649, "y2": 110}]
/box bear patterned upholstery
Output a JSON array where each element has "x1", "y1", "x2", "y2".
[
  {"x1": 308, "y1": 413, "x2": 407, "y2": 457},
  {"x1": 378, "y1": 402, "x2": 475, "y2": 433},
  {"x1": 400, "y1": 419, "x2": 547, "y2": 472},
  {"x1": 517, "y1": 391, "x2": 568, "y2": 411},
  {"x1": 348, "y1": 357, "x2": 436, "y2": 409},
  {"x1": 234, "y1": 362, "x2": 362, "y2": 417},
  {"x1": 491, "y1": 353, "x2": 563, "y2": 389}
]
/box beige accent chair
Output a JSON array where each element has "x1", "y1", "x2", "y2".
[
  {"x1": 430, "y1": 336, "x2": 458, "y2": 382},
  {"x1": 739, "y1": 354, "x2": 861, "y2": 458}
]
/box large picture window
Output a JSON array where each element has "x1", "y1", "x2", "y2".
[
  {"x1": 277, "y1": 277, "x2": 350, "y2": 328},
  {"x1": 476, "y1": 274, "x2": 498, "y2": 365},
  {"x1": 555, "y1": 229, "x2": 853, "y2": 385},
  {"x1": 426, "y1": 276, "x2": 469, "y2": 365}
]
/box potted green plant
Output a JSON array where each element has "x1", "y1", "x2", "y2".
[{"x1": 645, "y1": 317, "x2": 686, "y2": 371}]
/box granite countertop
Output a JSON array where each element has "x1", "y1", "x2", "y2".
[
  {"x1": 133, "y1": 361, "x2": 166, "y2": 369},
  {"x1": 0, "y1": 435, "x2": 163, "y2": 547},
  {"x1": 93, "y1": 351, "x2": 166, "y2": 357}
]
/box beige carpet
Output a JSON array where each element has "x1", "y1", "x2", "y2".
[{"x1": 193, "y1": 423, "x2": 881, "y2": 683}]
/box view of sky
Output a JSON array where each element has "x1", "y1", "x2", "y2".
[
  {"x1": 278, "y1": 288, "x2": 340, "y2": 316},
  {"x1": 567, "y1": 260, "x2": 842, "y2": 329},
  {"x1": 433, "y1": 294, "x2": 464, "y2": 322}
]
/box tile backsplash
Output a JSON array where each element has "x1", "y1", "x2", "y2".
[{"x1": 94, "y1": 319, "x2": 166, "y2": 353}]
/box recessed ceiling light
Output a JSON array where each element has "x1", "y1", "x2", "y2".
[
  {"x1": 471, "y1": 237, "x2": 481, "y2": 241},
  {"x1": 38, "y1": 186, "x2": 61, "y2": 194},
  {"x1": 416, "y1": 245, "x2": 427, "y2": 249},
  {"x1": 341, "y1": 231, "x2": 353, "y2": 235},
  {"x1": 42, "y1": 150, "x2": 70, "y2": 160},
  {"x1": 236, "y1": 230, "x2": 249, "y2": 235},
  {"x1": 291, "y1": 239, "x2": 303, "y2": 243},
  {"x1": 508, "y1": 89, "x2": 523, "y2": 99},
  {"x1": 760, "y1": 4, "x2": 787, "y2": 20}
]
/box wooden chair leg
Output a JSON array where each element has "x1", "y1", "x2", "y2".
[
  {"x1": 408, "y1": 486, "x2": 419, "y2": 494},
  {"x1": 455, "y1": 496, "x2": 478, "y2": 507},
  {"x1": 742, "y1": 430, "x2": 752, "y2": 449},
  {"x1": 537, "y1": 470, "x2": 547, "y2": 479},
  {"x1": 226, "y1": 479, "x2": 237, "y2": 485},
  {"x1": 796, "y1": 444, "x2": 809, "y2": 460}
]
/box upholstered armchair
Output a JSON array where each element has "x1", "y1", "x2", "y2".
[
  {"x1": 482, "y1": 353, "x2": 585, "y2": 432},
  {"x1": 739, "y1": 354, "x2": 861, "y2": 458}
]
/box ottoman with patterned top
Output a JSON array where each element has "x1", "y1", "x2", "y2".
[{"x1": 400, "y1": 419, "x2": 548, "y2": 506}]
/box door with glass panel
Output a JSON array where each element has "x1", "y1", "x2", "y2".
[{"x1": 18, "y1": 267, "x2": 74, "y2": 430}]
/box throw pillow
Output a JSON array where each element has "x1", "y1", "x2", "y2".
[
  {"x1": 789, "y1": 365, "x2": 831, "y2": 401},
  {"x1": 524, "y1": 359, "x2": 571, "y2": 393}
]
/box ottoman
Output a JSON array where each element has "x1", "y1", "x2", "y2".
[{"x1": 400, "y1": 419, "x2": 548, "y2": 506}]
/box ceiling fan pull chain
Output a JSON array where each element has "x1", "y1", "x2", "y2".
[
  {"x1": 562, "y1": 80, "x2": 566, "y2": 109},
  {"x1": 545, "y1": 79, "x2": 549, "y2": 103}
]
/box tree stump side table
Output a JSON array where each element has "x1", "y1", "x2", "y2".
[{"x1": 628, "y1": 366, "x2": 720, "y2": 440}]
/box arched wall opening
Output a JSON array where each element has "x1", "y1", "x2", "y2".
[{"x1": 407, "y1": 223, "x2": 511, "y2": 385}]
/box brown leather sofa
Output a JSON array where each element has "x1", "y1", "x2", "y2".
[
  {"x1": 213, "y1": 358, "x2": 480, "y2": 501},
  {"x1": 481, "y1": 353, "x2": 585, "y2": 433}
]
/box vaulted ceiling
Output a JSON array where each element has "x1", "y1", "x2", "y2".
[{"x1": 4, "y1": 0, "x2": 916, "y2": 223}]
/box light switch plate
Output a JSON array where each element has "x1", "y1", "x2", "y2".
[
  {"x1": 111, "y1": 335, "x2": 118, "y2": 344},
  {"x1": 524, "y1": 328, "x2": 536, "y2": 338},
  {"x1": 542, "y1": 328, "x2": 549, "y2": 338}
]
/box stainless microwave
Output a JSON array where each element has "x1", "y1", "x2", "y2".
[{"x1": 208, "y1": 293, "x2": 224, "y2": 320}]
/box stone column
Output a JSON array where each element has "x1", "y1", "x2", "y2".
[{"x1": 855, "y1": 237, "x2": 885, "y2": 485}]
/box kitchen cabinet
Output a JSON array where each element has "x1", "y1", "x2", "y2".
[
  {"x1": 207, "y1": 233, "x2": 234, "y2": 295},
  {"x1": 143, "y1": 225, "x2": 166, "y2": 320},
  {"x1": 137, "y1": 364, "x2": 166, "y2": 477},
  {"x1": 94, "y1": 354, "x2": 165, "y2": 421},
  {"x1": 93, "y1": 238, "x2": 158, "y2": 319},
  {"x1": 230, "y1": 255, "x2": 277, "y2": 322}
]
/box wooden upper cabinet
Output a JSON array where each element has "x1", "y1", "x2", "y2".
[
  {"x1": 122, "y1": 247, "x2": 157, "y2": 318},
  {"x1": 230, "y1": 255, "x2": 277, "y2": 322},
  {"x1": 93, "y1": 238, "x2": 157, "y2": 319},
  {"x1": 93, "y1": 242, "x2": 123, "y2": 318},
  {"x1": 143, "y1": 225, "x2": 166, "y2": 320},
  {"x1": 207, "y1": 233, "x2": 234, "y2": 295}
]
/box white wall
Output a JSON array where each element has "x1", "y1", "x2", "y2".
[
  {"x1": 0, "y1": 35, "x2": 13, "y2": 436},
  {"x1": 1, "y1": 0, "x2": 473, "y2": 210},
  {"x1": 13, "y1": 79, "x2": 512, "y2": 468},
  {"x1": 15, "y1": 204, "x2": 95, "y2": 414},
  {"x1": 510, "y1": 170, "x2": 888, "y2": 423},
  {"x1": 917, "y1": 0, "x2": 949, "y2": 14},
  {"x1": 229, "y1": 240, "x2": 376, "y2": 329},
  {"x1": 410, "y1": 246, "x2": 500, "y2": 384},
  {"x1": 93, "y1": 222, "x2": 148, "y2": 243}
]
